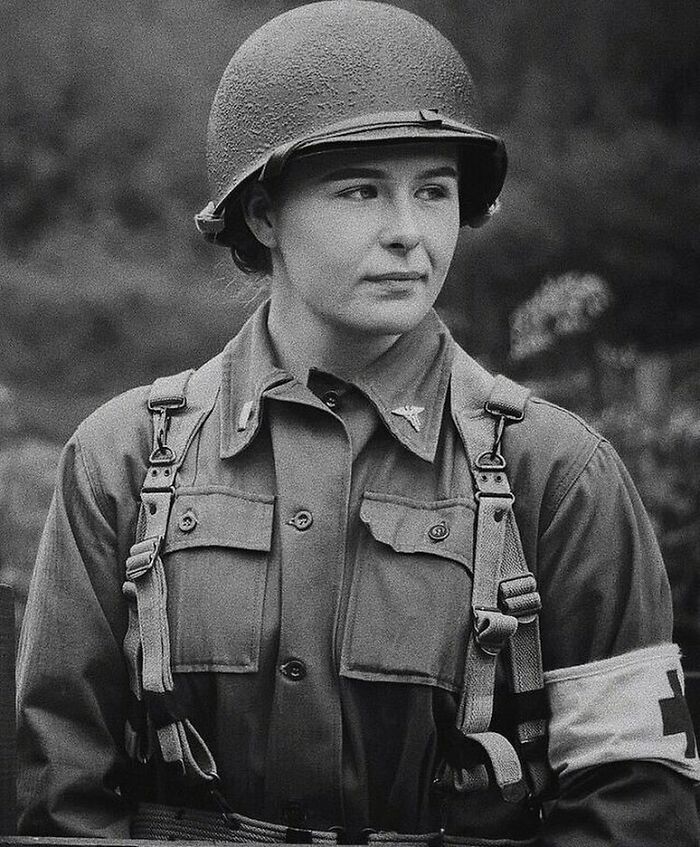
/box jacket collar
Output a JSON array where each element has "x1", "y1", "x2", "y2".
[
  {"x1": 219, "y1": 300, "x2": 454, "y2": 462},
  {"x1": 351, "y1": 310, "x2": 453, "y2": 461}
]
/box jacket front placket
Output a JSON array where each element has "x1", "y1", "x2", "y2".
[{"x1": 262, "y1": 382, "x2": 353, "y2": 826}]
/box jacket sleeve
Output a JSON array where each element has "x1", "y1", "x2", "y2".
[
  {"x1": 541, "y1": 761, "x2": 700, "y2": 846},
  {"x1": 16, "y1": 431, "x2": 133, "y2": 837},
  {"x1": 531, "y1": 438, "x2": 700, "y2": 844}
]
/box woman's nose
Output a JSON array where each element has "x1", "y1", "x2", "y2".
[{"x1": 378, "y1": 199, "x2": 421, "y2": 252}]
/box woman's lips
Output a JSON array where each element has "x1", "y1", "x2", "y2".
[
  {"x1": 364, "y1": 271, "x2": 427, "y2": 282},
  {"x1": 362, "y1": 272, "x2": 427, "y2": 298}
]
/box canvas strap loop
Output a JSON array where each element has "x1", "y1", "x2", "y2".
[
  {"x1": 499, "y1": 575, "x2": 542, "y2": 623},
  {"x1": 453, "y1": 732, "x2": 527, "y2": 803},
  {"x1": 472, "y1": 608, "x2": 519, "y2": 656},
  {"x1": 125, "y1": 536, "x2": 164, "y2": 581},
  {"x1": 157, "y1": 719, "x2": 218, "y2": 781},
  {"x1": 433, "y1": 731, "x2": 527, "y2": 804}
]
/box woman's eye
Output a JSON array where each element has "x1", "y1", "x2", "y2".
[
  {"x1": 338, "y1": 185, "x2": 378, "y2": 200},
  {"x1": 415, "y1": 183, "x2": 452, "y2": 201}
]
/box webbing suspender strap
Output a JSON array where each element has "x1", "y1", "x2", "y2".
[
  {"x1": 122, "y1": 356, "x2": 222, "y2": 782},
  {"x1": 448, "y1": 350, "x2": 551, "y2": 801},
  {"x1": 122, "y1": 348, "x2": 549, "y2": 807}
]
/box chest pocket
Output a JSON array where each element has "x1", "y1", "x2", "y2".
[
  {"x1": 340, "y1": 492, "x2": 474, "y2": 693},
  {"x1": 162, "y1": 487, "x2": 274, "y2": 673}
]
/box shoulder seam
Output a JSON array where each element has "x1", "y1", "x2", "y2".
[
  {"x1": 546, "y1": 436, "x2": 605, "y2": 529},
  {"x1": 523, "y1": 396, "x2": 606, "y2": 526},
  {"x1": 528, "y1": 396, "x2": 603, "y2": 439},
  {"x1": 73, "y1": 430, "x2": 113, "y2": 526}
]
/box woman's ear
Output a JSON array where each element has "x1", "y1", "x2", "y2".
[{"x1": 242, "y1": 183, "x2": 277, "y2": 248}]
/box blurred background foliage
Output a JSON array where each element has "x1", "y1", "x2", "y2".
[{"x1": 1, "y1": 0, "x2": 699, "y2": 652}]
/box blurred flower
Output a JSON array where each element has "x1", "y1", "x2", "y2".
[{"x1": 510, "y1": 271, "x2": 612, "y2": 361}]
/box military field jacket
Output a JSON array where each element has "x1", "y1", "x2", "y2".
[{"x1": 17, "y1": 303, "x2": 700, "y2": 844}]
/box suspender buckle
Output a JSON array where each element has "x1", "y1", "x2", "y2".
[
  {"x1": 499, "y1": 574, "x2": 542, "y2": 624},
  {"x1": 484, "y1": 400, "x2": 525, "y2": 423},
  {"x1": 149, "y1": 443, "x2": 176, "y2": 465},
  {"x1": 147, "y1": 396, "x2": 187, "y2": 413},
  {"x1": 473, "y1": 607, "x2": 519, "y2": 656},
  {"x1": 474, "y1": 449, "x2": 507, "y2": 471}
]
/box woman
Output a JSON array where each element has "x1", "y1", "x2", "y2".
[{"x1": 17, "y1": 2, "x2": 700, "y2": 844}]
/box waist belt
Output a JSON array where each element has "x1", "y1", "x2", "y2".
[{"x1": 132, "y1": 802, "x2": 536, "y2": 846}]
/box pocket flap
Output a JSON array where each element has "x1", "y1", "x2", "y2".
[
  {"x1": 360, "y1": 492, "x2": 473, "y2": 570},
  {"x1": 164, "y1": 487, "x2": 274, "y2": 553}
]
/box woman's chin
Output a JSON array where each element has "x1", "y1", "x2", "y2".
[{"x1": 333, "y1": 298, "x2": 435, "y2": 337}]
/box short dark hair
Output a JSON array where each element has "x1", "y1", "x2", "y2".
[{"x1": 220, "y1": 190, "x2": 273, "y2": 275}]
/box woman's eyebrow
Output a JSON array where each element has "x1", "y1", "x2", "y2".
[
  {"x1": 320, "y1": 167, "x2": 385, "y2": 182},
  {"x1": 319, "y1": 164, "x2": 458, "y2": 182},
  {"x1": 419, "y1": 165, "x2": 458, "y2": 180}
]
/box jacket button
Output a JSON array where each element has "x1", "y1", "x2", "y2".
[
  {"x1": 288, "y1": 510, "x2": 313, "y2": 531},
  {"x1": 178, "y1": 510, "x2": 197, "y2": 533},
  {"x1": 322, "y1": 390, "x2": 340, "y2": 411},
  {"x1": 428, "y1": 521, "x2": 449, "y2": 542},
  {"x1": 280, "y1": 658, "x2": 307, "y2": 681}
]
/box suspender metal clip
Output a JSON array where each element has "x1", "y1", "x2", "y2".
[
  {"x1": 148, "y1": 395, "x2": 187, "y2": 465},
  {"x1": 480, "y1": 395, "x2": 525, "y2": 469}
]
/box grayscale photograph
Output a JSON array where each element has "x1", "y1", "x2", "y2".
[{"x1": 1, "y1": 1, "x2": 699, "y2": 844}]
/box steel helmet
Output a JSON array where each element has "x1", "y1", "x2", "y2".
[{"x1": 195, "y1": 0, "x2": 507, "y2": 245}]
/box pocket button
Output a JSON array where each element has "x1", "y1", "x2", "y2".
[
  {"x1": 427, "y1": 521, "x2": 450, "y2": 542},
  {"x1": 178, "y1": 510, "x2": 198, "y2": 533},
  {"x1": 280, "y1": 658, "x2": 307, "y2": 681},
  {"x1": 288, "y1": 510, "x2": 313, "y2": 531},
  {"x1": 322, "y1": 390, "x2": 340, "y2": 411}
]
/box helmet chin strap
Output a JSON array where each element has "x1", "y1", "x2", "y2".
[{"x1": 194, "y1": 201, "x2": 225, "y2": 241}]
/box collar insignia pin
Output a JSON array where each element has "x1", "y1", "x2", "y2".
[
  {"x1": 237, "y1": 400, "x2": 254, "y2": 432},
  {"x1": 391, "y1": 405, "x2": 425, "y2": 433}
]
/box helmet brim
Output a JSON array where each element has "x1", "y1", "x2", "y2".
[{"x1": 197, "y1": 111, "x2": 507, "y2": 239}]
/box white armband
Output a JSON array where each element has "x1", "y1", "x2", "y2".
[{"x1": 544, "y1": 643, "x2": 700, "y2": 781}]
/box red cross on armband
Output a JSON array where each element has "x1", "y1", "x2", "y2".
[
  {"x1": 660, "y1": 669, "x2": 698, "y2": 758},
  {"x1": 545, "y1": 644, "x2": 700, "y2": 781}
]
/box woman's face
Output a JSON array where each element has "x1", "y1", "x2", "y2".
[{"x1": 257, "y1": 142, "x2": 461, "y2": 339}]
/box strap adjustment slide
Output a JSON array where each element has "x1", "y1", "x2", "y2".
[
  {"x1": 499, "y1": 574, "x2": 542, "y2": 623},
  {"x1": 126, "y1": 535, "x2": 164, "y2": 580},
  {"x1": 473, "y1": 607, "x2": 519, "y2": 656}
]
